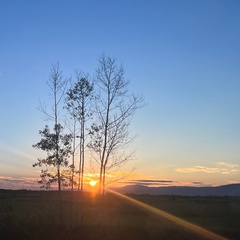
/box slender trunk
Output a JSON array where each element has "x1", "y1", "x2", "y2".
[
  {"x1": 54, "y1": 78, "x2": 61, "y2": 191},
  {"x1": 98, "y1": 166, "x2": 103, "y2": 195},
  {"x1": 80, "y1": 139, "x2": 84, "y2": 192},
  {"x1": 78, "y1": 135, "x2": 82, "y2": 191},
  {"x1": 57, "y1": 165, "x2": 61, "y2": 191},
  {"x1": 80, "y1": 155, "x2": 84, "y2": 192},
  {"x1": 80, "y1": 105, "x2": 85, "y2": 192},
  {"x1": 71, "y1": 121, "x2": 76, "y2": 191},
  {"x1": 55, "y1": 135, "x2": 61, "y2": 191},
  {"x1": 71, "y1": 122, "x2": 76, "y2": 225},
  {"x1": 102, "y1": 165, "x2": 106, "y2": 195},
  {"x1": 99, "y1": 89, "x2": 110, "y2": 195}
]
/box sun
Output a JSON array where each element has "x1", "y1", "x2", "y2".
[{"x1": 89, "y1": 180, "x2": 97, "y2": 187}]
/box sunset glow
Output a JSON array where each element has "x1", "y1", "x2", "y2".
[{"x1": 89, "y1": 180, "x2": 97, "y2": 187}]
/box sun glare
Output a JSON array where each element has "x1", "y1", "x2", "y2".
[
  {"x1": 108, "y1": 189, "x2": 227, "y2": 240},
  {"x1": 89, "y1": 180, "x2": 97, "y2": 187}
]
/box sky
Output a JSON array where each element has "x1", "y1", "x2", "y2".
[{"x1": 0, "y1": 0, "x2": 240, "y2": 190}]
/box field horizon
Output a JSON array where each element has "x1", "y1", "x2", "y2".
[
  {"x1": 0, "y1": 190, "x2": 239, "y2": 239},
  {"x1": 111, "y1": 183, "x2": 240, "y2": 196}
]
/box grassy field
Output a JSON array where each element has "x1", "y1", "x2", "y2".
[
  {"x1": 0, "y1": 190, "x2": 239, "y2": 240},
  {"x1": 129, "y1": 194, "x2": 240, "y2": 240}
]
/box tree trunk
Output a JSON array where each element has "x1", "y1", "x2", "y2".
[
  {"x1": 57, "y1": 165, "x2": 61, "y2": 191},
  {"x1": 102, "y1": 165, "x2": 106, "y2": 195},
  {"x1": 78, "y1": 136, "x2": 82, "y2": 191},
  {"x1": 80, "y1": 111, "x2": 85, "y2": 192}
]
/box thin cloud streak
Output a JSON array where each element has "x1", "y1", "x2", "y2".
[
  {"x1": 127, "y1": 179, "x2": 172, "y2": 186},
  {"x1": 131, "y1": 179, "x2": 172, "y2": 183},
  {"x1": 175, "y1": 162, "x2": 239, "y2": 175},
  {"x1": 117, "y1": 179, "x2": 216, "y2": 187}
]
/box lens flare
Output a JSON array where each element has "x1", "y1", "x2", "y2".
[{"x1": 108, "y1": 189, "x2": 227, "y2": 240}]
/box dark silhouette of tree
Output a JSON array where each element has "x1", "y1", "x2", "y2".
[
  {"x1": 65, "y1": 72, "x2": 93, "y2": 191},
  {"x1": 88, "y1": 55, "x2": 144, "y2": 195},
  {"x1": 64, "y1": 116, "x2": 78, "y2": 191},
  {"x1": 32, "y1": 124, "x2": 72, "y2": 189},
  {"x1": 33, "y1": 64, "x2": 72, "y2": 191}
]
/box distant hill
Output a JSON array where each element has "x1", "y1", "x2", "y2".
[{"x1": 111, "y1": 184, "x2": 240, "y2": 196}]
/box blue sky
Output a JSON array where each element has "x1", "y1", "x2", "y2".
[{"x1": 0, "y1": 0, "x2": 240, "y2": 189}]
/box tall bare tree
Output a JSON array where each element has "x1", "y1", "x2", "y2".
[
  {"x1": 65, "y1": 72, "x2": 93, "y2": 191},
  {"x1": 33, "y1": 64, "x2": 71, "y2": 191},
  {"x1": 88, "y1": 55, "x2": 144, "y2": 195}
]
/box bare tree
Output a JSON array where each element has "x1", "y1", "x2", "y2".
[
  {"x1": 33, "y1": 64, "x2": 71, "y2": 191},
  {"x1": 65, "y1": 71, "x2": 93, "y2": 191},
  {"x1": 88, "y1": 55, "x2": 144, "y2": 195}
]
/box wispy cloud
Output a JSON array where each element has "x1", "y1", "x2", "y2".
[
  {"x1": 175, "y1": 166, "x2": 218, "y2": 173},
  {"x1": 175, "y1": 162, "x2": 239, "y2": 175},
  {"x1": 0, "y1": 176, "x2": 39, "y2": 190},
  {"x1": 122, "y1": 179, "x2": 173, "y2": 186},
  {"x1": 191, "y1": 181, "x2": 204, "y2": 185},
  {"x1": 118, "y1": 179, "x2": 215, "y2": 187},
  {"x1": 131, "y1": 179, "x2": 172, "y2": 183}
]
